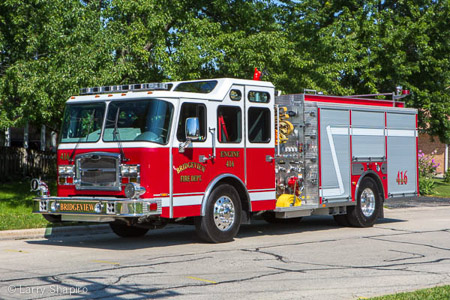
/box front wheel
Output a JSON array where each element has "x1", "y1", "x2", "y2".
[
  {"x1": 110, "y1": 222, "x2": 149, "y2": 238},
  {"x1": 195, "y1": 184, "x2": 241, "y2": 243},
  {"x1": 346, "y1": 177, "x2": 382, "y2": 227}
]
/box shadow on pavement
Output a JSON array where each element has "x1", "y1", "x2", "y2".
[{"x1": 26, "y1": 215, "x2": 405, "y2": 250}]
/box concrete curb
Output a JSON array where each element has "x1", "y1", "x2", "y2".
[{"x1": 0, "y1": 224, "x2": 111, "y2": 241}]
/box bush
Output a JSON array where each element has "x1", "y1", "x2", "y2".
[
  {"x1": 418, "y1": 150, "x2": 439, "y2": 195},
  {"x1": 444, "y1": 169, "x2": 450, "y2": 183},
  {"x1": 419, "y1": 178, "x2": 435, "y2": 195}
]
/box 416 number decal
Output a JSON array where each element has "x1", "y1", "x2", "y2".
[{"x1": 396, "y1": 171, "x2": 408, "y2": 185}]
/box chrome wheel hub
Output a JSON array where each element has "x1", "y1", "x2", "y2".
[
  {"x1": 213, "y1": 196, "x2": 235, "y2": 231},
  {"x1": 361, "y1": 188, "x2": 376, "y2": 217}
]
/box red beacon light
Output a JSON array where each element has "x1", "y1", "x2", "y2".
[
  {"x1": 394, "y1": 86, "x2": 411, "y2": 101},
  {"x1": 253, "y1": 68, "x2": 262, "y2": 81},
  {"x1": 396, "y1": 86, "x2": 410, "y2": 95}
]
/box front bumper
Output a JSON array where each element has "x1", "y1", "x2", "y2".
[{"x1": 33, "y1": 196, "x2": 162, "y2": 218}]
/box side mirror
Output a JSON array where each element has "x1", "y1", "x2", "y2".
[{"x1": 185, "y1": 117, "x2": 200, "y2": 141}]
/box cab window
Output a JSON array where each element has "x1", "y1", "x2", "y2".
[
  {"x1": 217, "y1": 106, "x2": 241, "y2": 143},
  {"x1": 248, "y1": 91, "x2": 270, "y2": 103},
  {"x1": 248, "y1": 107, "x2": 271, "y2": 143},
  {"x1": 230, "y1": 89, "x2": 242, "y2": 101}
]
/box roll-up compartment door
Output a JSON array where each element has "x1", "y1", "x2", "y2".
[
  {"x1": 319, "y1": 108, "x2": 350, "y2": 201},
  {"x1": 351, "y1": 111, "x2": 385, "y2": 160},
  {"x1": 387, "y1": 112, "x2": 418, "y2": 196}
]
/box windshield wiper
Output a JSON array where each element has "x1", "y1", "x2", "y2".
[
  {"x1": 69, "y1": 109, "x2": 96, "y2": 163},
  {"x1": 113, "y1": 107, "x2": 129, "y2": 163}
]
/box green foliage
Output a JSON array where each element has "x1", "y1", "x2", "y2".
[
  {"x1": 0, "y1": 0, "x2": 449, "y2": 142},
  {"x1": 444, "y1": 169, "x2": 450, "y2": 184},
  {"x1": 419, "y1": 177, "x2": 435, "y2": 196}
]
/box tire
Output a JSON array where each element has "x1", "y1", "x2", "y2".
[
  {"x1": 262, "y1": 211, "x2": 303, "y2": 224},
  {"x1": 43, "y1": 214, "x2": 62, "y2": 223},
  {"x1": 195, "y1": 184, "x2": 241, "y2": 243},
  {"x1": 333, "y1": 214, "x2": 350, "y2": 226},
  {"x1": 346, "y1": 177, "x2": 382, "y2": 227},
  {"x1": 110, "y1": 222, "x2": 149, "y2": 238}
]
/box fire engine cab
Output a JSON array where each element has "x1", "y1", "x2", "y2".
[{"x1": 31, "y1": 78, "x2": 418, "y2": 243}]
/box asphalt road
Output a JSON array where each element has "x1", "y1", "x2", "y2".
[{"x1": 0, "y1": 205, "x2": 450, "y2": 299}]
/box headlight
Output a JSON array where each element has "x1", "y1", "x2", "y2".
[
  {"x1": 121, "y1": 165, "x2": 139, "y2": 176},
  {"x1": 58, "y1": 165, "x2": 74, "y2": 176},
  {"x1": 121, "y1": 164, "x2": 140, "y2": 183}
]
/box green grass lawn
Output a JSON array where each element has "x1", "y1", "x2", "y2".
[
  {"x1": 0, "y1": 180, "x2": 55, "y2": 230},
  {"x1": 369, "y1": 285, "x2": 450, "y2": 299},
  {"x1": 431, "y1": 178, "x2": 450, "y2": 198}
]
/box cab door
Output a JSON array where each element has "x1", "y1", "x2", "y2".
[
  {"x1": 214, "y1": 85, "x2": 246, "y2": 186},
  {"x1": 245, "y1": 87, "x2": 276, "y2": 211},
  {"x1": 171, "y1": 100, "x2": 211, "y2": 218}
]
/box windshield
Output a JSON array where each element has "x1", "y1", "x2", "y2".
[
  {"x1": 60, "y1": 103, "x2": 105, "y2": 143},
  {"x1": 103, "y1": 99, "x2": 174, "y2": 144}
]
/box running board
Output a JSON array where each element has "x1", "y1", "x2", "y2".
[{"x1": 272, "y1": 205, "x2": 349, "y2": 219}]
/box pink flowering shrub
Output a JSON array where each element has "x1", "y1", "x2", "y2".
[{"x1": 418, "y1": 150, "x2": 439, "y2": 195}]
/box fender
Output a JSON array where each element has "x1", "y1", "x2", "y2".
[
  {"x1": 201, "y1": 174, "x2": 251, "y2": 216},
  {"x1": 355, "y1": 170, "x2": 385, "y2": 201}
]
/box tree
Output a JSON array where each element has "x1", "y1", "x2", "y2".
[
  {"x1": 0, "y1": 0, "x2": 112, "y2": 130},
  {"x1": 277, "y1": 0, "x2": 450, "y2": 142},
  {"x1": 0, "y1": 0, "x2": 448, "y2": 142}
]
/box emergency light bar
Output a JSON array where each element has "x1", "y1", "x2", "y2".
[{"x1": 80, "y1": 82, "x2": 170, "y2": 95}]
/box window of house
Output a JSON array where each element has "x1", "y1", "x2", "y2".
[
  {"x1": 248, "y1": 107, "x2": 271, "y2": 143},
  {"x1": 217, "y1": 106, "x2": 242, "y2": 143},
  {"x1": 177, "y1": 103, "x2": 207, "y2": 142}
]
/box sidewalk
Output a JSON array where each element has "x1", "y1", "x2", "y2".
[
  {"x1": 385, "y1": 196, "x2": 450, "y2": 208},
  {"x1": 0, "y1": 224, "x2": 110, "y2": 241}
]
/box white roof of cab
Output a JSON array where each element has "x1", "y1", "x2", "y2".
[{"x1": 67, "y1": 78, "x2": 274, "y2": 103}]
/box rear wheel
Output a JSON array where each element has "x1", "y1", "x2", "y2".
[
  {"x1": 195, "y1": 184, "x2": 241, "y2": 243},
  {"x1": 110, "y1": 222, "x2": 149, "y2": 238},
  {"x1": 346, "y1": 177, "x2": 382, "y2": 227}
]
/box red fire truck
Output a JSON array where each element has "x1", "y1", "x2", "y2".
[{"x1": 31, "y1": 78, "x2": 418, "y2": 243}]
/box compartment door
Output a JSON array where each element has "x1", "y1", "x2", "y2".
[
  {"x1": 319, "y1": 108, "x2": 351, "y2": 202},
  {"x1": 387, "y1": 113, "x2": 418, "y2": 197}
]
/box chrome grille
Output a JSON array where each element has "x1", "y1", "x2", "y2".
[{"x1": 75, "y1": 152, "x2": 121, "y2": 191}]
